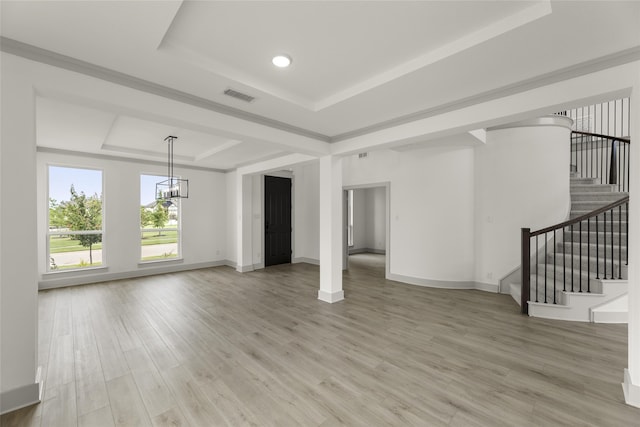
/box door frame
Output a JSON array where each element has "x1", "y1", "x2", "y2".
[{"x1": 342, "y1": 182, "x2": 391, "y2": 279}]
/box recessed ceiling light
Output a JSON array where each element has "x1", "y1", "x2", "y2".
[{"x1": 272, "y1": 54, "x2": 292, "y2": 68}]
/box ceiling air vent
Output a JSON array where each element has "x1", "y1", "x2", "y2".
[{"x1": 223, "y1": 88, "x2": 255, "y2": 103}]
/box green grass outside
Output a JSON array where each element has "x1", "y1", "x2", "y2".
[
  {"x1": 141, "y1": 230, "x2": 178, "y2": 246},
  {"x1": 49, "y1": 230, "x2": 177, "y2": 253},
  {"x1": 49, "y1": 235, "x2": 102, "y2": 253}
]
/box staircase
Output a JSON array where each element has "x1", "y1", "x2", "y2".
[{"x1": 509, "y1": 173, "x2": 629, "y2": 322}]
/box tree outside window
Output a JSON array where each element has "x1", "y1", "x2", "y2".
[
  {"x1": 48, "y1": 166, "x2": 103, "y2": 271},
  {"x1": 140, "y1": 174, "x2": 180, "y2": 261}
]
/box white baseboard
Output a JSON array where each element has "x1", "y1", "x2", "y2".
[
  {"x1": 387, "y1": 273, "x2": 498, "y2": 293},
  {"x1": 39, "y1": 260, "x2": 227, "y2": 289},
  {"x1": 0, "y1": 379, "x2": 41, "y2": 415},
  {"x1": 623, "y1": 369, "x2": 640, "y2": 408},
  {"x1": 236, "y1": 264, "x2": 255, "y2": 273},
  {"x1": 474, "y1": 281, "x2": 500, "y2": 293},
  {"x1": 292, "y1": 257, "x2": 320, "y2": 265},
  {"x1": 318, "y1": 289, "x2": 344, "y2": 303}
]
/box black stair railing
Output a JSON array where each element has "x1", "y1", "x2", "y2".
[
  {"x1": 559, "y1": 97, "x2": 631, "y2": 192},
  {"x1": 571, "y1": 131, "x2": 630, "y2": 192},
  {"x1": 521, "y1": 196, "x2": 629, "y2": 314}
]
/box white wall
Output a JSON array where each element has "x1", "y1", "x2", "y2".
[
  {"x1": 225, "y1": 171, "x2": 237, "y2": 264},
  {"x1": 37, "y1": 151, "x2": 227, "y2": 288},
  {"x1": 364, "y1": 187, "x2": 386, "y2": 251},
  {"x1": 474, "y1": 122, "x2": 571, "y2": 287},
  {"x1": 292, "y1": 161, "x2": 320, "y2": 262},
  {"x1": 1, "y1": 52, "x2": 40, "y2": 410},
  {"x1": 351, "y1": 187, "x2": 386, "y2": 252},
  {"x1": 351, "y1": 189, "x2": 367, "y2": 250},
  {"x1": 343, "y1": 144, "x2": 476, "y2": 283}
]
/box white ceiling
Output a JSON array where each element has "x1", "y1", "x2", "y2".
[{"x1": 3, "y1": 1, "x2": 640, "y2": 171}]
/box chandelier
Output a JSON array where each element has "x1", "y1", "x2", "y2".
[{"x1": 156, "y1": 135, "x2": 188, "y2": 203}]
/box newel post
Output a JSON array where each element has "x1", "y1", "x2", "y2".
[{"x1": 521, "y1": 228, "x2": 531, "y2": 315}]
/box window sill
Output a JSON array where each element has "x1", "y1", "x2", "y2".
[
  {"x1": 138, "y1": 258, "x2": 184, "y2": 267},
  {"x1": 42, "y1": 266, "x2": 109, "y2": 278}
]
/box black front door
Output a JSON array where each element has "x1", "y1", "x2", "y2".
[{"x1": 264, "y1": 176, "x2": 292, "y2": 266}]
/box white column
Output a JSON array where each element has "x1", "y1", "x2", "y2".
[
  {"x1": 236, "y1": 173, "x2": 253, "y2": 272},
  {"x1": 318, "y1": 155, "x2": 344, "y2": 303},
  {"x1": 0, "y1": 54, "x2": 40, "y2": 413},
  {"x1": 624, "y1": 64, "x2": 640, "y2": 408}
]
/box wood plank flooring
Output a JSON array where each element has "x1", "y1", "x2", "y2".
[{"x1": 3, "y1": 254, "x2": 639, "y2": 426}]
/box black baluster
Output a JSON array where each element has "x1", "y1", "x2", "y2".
[
  {"x1": 571, "y1": 224, "x2": 574, "y2": 291},
  {"x1": 579, "y1": 221, "x2": 582, "y2": 292},
  {"x1": 600, "y1": 103, "x2": 604, "y2": 183},
  {"x1": 603, "y1": 211, "x2": 607, "y2": 279},
  {"x1": 610, "y1": 207, "x2": 614, "y2": 279},
  {"x1": 586, "y1": 218, "x2": 590, "y2": 293},
  {"x1": 536, "y1": 234, "x2": 539, "y2": 302},
  {"x1": 596, "y1": 216, "x2": 600, "y2": 279},
  {"x1": 544, "y1": 233, "x2": 548, "y2": 303},
  {"x1": 619, "y1": 205, "x2": 622, "y2": 279},
  {"x1": 627, "y1": 201, "x2": 629, "y2": 266},
  {"x1": 563, "y1": 226, "x2": 567, "y2": 291},
  {"x1": 553, "y1": 230, "x2": 557, "y2": 304}
]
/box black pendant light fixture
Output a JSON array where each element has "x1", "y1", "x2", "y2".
[{"x1": 156, "y1": 135, "x2": 188, "y2": 204}]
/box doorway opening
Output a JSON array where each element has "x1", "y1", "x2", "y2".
[
  {"x1": 343, "y1": 183, "x2": 390, "y2": 279},
  {"x1": 264, "y1": 175, "x2": 292, "y2": 266}
]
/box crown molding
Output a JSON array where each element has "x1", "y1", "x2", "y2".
[
  {"x1": 0, "y1": 36, "x2": 330, "y2": 143},
  {"x1": 3, "y1": 37, "x2": 640, "y2": 146}
]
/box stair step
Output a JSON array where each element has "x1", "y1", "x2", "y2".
[
  {"x1": 558, "y1": 241, "x2": 627, "y2": 258},
  {"x1": 532, "y1": 261, "x2": 627, "y2": 283},
  {"x1": 558, "y1": 220, "x2": 625, "y2": 232},
  {"x1": 570, "y1": 177, "x2": 599, "y2": 184},
  {"x1": 571, "y1": 192, "x2": 628, "y2": 202},
  {"x1": 543, "y1": 253, "x2": 627, "y2": 278},
  {"x1": 571, "y1": 200, "x2": 628, "y2": 211},
  {"x1": 528, "y1": 273, "x2": 600, "y2": 300},
  {"x1": 570, "y1": 184, "x2": 617, "y2": 193},
  {"x1": 570, "y1": 210, "x2": 627, "y2": 221},
  {"x1": 563, "y1": 230, "x2": 627, "y2": 245},
  {"x1": 525, "y1": 278, "x2": 564, "y2": 305}
]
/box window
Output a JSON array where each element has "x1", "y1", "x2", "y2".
[
  {"x1": 140, "y1": 174, "x2": 180, "y2": 261},
  {"x1": 48, "y1": 166, "x2": 103, "y2": 271}
]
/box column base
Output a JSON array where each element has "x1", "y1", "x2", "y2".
[
  {"x1": 318, "y1": 290, "x2": 344, "y2": 303},
  {"x1": 623, "y1": 368, "x2": 640, "y2": 408},
  {"x1": 0, "y1": 368, "x2": 42, "y2": 415}
]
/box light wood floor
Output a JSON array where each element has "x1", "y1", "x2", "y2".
[{"x1": 3, "y1": 254, "x2": 639, "y2": 426}]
